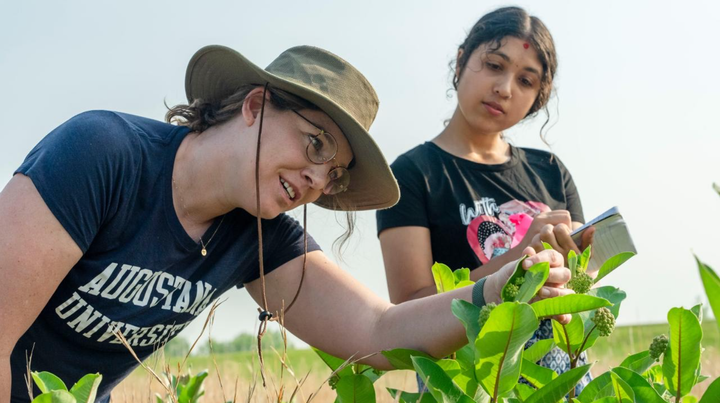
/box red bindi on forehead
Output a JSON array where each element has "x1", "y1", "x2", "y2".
[{"x1": 523, "y1": 42, "x2": 530, "y2": 49}]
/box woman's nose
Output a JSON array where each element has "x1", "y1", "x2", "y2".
[
  {"x1": 303, "y1": 164, "x2": 331, "y2": 191},
  {"x1": 493, "y1": 75, "x2": 513, "y2": 98}
]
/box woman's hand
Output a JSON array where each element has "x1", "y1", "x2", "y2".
[
  {"x1": 528, "y1": 223, "x2": 595, "y2": 267},
  {"x1": 483, "y1": 246, "x2": 573, "y2": 323}
]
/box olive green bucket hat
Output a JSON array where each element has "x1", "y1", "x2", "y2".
[{"x1": 185, "y1": 45, "x2": 399, "y2": 211}]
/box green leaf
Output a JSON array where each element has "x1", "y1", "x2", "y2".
[
  {"x1": 577, "y1": 371, "x2": 612, "y2": 403},
  {"x1": 69, "y1": 373, "x2": 102, "y2": 403},
  {"x1": 381, "y1": 348, "x2": 436, "y2": 371},
  {"x1": 515, "y1": 262, "x2": 550, "y2": 303},
  {"x1": 644, "y1": 365, "x2": 664, "y2": 383},
  {"x1": 552, "y1": 314, "x2": 585, "y2": 355},
  {"x1": 568, "y1": 250, "x2": 578, "y2": 277},
  {"x1": 386, "y1": 388, "x2": 437, "y2": 403},
  {"x1": 696, "y1": 255, "x2": 720, "y2": 336},
  {"x1": 455, "y1": 343, "x2": 475, "y2": 378},
  {"x1": 502, "y1": 256, "x2": 529, "y2": 302},
  {"x1": 455, "y1": 280, "x2": 475, "y2": 289},
  {"x1": 531, "y1": 294, "x2": 612, "y2": 318},
  {"x1": 593, "y1": 397, "x2": 631, "y2": 403},
  {"x1": 471, "y1": 384, "x2": 491, "y2": 403},
  {"x1": 541, "y1": 241, "x2": 554, "y2": 250},
  {"x1": 611, "y1": 367, "x2": 667, "y2": 403},
  {"x1": 451, "y1": 299, "x2": 482, "y2": 346},
  {"x1": 524, "y1": 363, "x2": 593, "y2": 403},
  {"x1": 594, "y1": 251, "x2": 635, "y2": 283},
  {"x1": 610, "y1": 371, "x2": 636, "y2": 402},
  {"x1": 412, "y1": 357, "x2": 475, "y2": 403},
  {"x1": 663, "y1": 307, "x2": 703, "y2": 399},
  {"x1": 578, "y1": 245, "x2": 592, "y2": 272},
  {"x1": 689, "y1": 303, "x2": 703, "y2": 323},
  {"x1": 619, "y1": 350, "x2": 657, "y2": 375},
  {"x1": 432, "y1": 262, "x2": 456, "y2": 293},
  {"x1": 31, "y1": 390, "x2": 77, "y2": 403},
  {"x1": 335, "y1": 374, "x2": 376, "y2": 403},
  {"x1": 683, "y1": 396, "x2": 699, "y2": 403},
  {"x1": 313, "y1": 348, "x2": 354, "y2": 377},
  {"x1": 358, "y1": 366, "x2": 383, "y2": 383},
  {"x1": 32, "y1": 371, "x2": 68, "y2": 393},
  {"x1": 699, "y1": 376, "x2": 720, "y2": 402},
  {"x1": 453, "y1": 268, "x2": 471, "y2": 284},
  {"x1": 436, "y1": 359, "x2": 476, "y2": 396},
  {"x1": 713, "y1": 182, "x2": 720, "y2": 196},
  {"x1": 514, "y1": 383, "x2": 535, "y2": 401},
  {"x1": 475, "y1": 302, "x2": 538, "y2": 399},
  {"x1": 523, "y1": 339, "x2": 556, "y2": 363},
  {"x1": 519, "y1": 358, "x2": 557, "y2": 388},
  {"x1": 177, "y1": 370, "x2": 208, "y2": 403}
]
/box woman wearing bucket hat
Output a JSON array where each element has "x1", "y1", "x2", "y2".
[{"x1": 0, "y1": 44, "x2": 573, "y2": 402}]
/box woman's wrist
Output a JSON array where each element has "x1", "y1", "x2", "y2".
[{"x1": 472, "y1": 277, "x2": 487, "y2": 308}]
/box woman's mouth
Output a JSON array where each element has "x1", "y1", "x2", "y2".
[
  {"x1": 483, "y1": 102, "x2": 505, "y2": 116},
  {"x1": 280, "y1": 177, "x2": 296, "y2": 200}
]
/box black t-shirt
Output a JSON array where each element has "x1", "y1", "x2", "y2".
[
  {"x1": 376, "y1": 142, "x2": 583, "y2": 271},
  {"x1": 11, "y1": 111, "x2": 319, "y2": 402}
]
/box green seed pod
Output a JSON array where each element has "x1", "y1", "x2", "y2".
[
  {"x1": 649, "y1": 334, "x2": 669, "y2": 362},
  {"x1": 568, "y1": 272, "x2": 594, "y2": 294},
  {"x1": 477, "y1": 302, "x2": 497, "y2": 330},
  {"x1": 504, "y1": 284, "x2": 519, "y2": 300},
  {"x1": 592, "y1": 307, "x2": 615, "y2": 337}
]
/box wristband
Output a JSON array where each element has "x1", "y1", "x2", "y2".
[{"x1": 471, "y1": 277, "x2": 487, "y2": 308}]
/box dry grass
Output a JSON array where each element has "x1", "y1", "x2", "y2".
[
  {"x1": 112, "y1": 349, "x2": 417, "y2": 403},
  {"x1": 111, "y1": 320, "x2": 720, "y2": 402}
]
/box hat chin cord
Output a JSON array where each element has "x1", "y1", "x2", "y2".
[{"x1": 254, "y1": 83, "x2": 308, "y2": 387}]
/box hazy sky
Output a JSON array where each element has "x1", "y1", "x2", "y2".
[{"x1": 3, "y1": 0, "x2": 719, "y2": 347}]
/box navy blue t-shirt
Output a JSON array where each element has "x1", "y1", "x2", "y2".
[{"x1": 10, "y1": 111, "x2": 319, "y2": 402}]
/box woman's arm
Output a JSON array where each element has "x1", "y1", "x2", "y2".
[
  {"x1": 379, "y1": 210, "x2": 578, "y2": 304},
  {"x1": 0, "y1": 175, "x2": 83, "y2": 403},
  {"x1": 379, "y1": 226, "x2": 513, "y2": 303},
  {"x1": 244, "y1": 247, "x2": 570, "y2": 370}
]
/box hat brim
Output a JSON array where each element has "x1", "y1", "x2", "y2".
[{"x1": 185, "y1": 45, "x2": 399, "y2": 211}]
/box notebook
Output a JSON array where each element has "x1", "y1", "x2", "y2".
[{"x1": 571, "y1": 206, "x2": 637, "y2": 273}]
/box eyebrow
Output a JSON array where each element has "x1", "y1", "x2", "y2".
[
  {"x1": 292, "y1": 109, "x2": 329, "y2": 133},
  {"x1": 291, "y1": 109, "x2": 354, "y2": 169},
  {"x1": 487, "y1": 50, "x2": 542, "y2": 77}
]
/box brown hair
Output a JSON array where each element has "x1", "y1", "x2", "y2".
[
  {"x1": 453, "y1": 7, "x2": 558, "y2": 138},
  {"x1": 165, "y1": 85, "x2": 357, "y2": 255}
]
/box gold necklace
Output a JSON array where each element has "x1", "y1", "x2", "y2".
[{"x1": 172, "y1": 177, "x2": 225, "y2": 257}]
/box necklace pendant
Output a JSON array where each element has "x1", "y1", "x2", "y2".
[{"x1": 201, "y1": 248, "x2": 207, "y2": 257}]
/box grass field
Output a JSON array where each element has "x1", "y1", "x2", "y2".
[{"x1": 112, "y1": 321, "x2": 720, "y2": 402}]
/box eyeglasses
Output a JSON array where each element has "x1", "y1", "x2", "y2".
[{"x1": 291, "y1": 110, "x2": 351, "y2": 195}]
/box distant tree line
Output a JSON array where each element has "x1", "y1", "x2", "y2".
[{"x1": 163, "y1": 330, "x2": 292, "y2": 357}]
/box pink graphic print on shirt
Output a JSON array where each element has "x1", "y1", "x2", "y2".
[{"x1": 466, "y1": 200, "x2": 550, "y2": 264}]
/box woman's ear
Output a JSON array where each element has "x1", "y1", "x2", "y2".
[
  {"x1": 241, "y1": 87, "x2": 269, "y2": 127},
  {"x1": 455, "y1": 48, "x2": 464, "y2": 80}
]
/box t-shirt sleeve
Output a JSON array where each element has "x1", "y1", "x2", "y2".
[
  {"x1": 555, "y1": 156, "x2": 585, "y2": 224},
  {"x1": 376, "y1": 154, "x2": 430, "y2": 236},
  {"x1": 15, "y1": 111, "x2": 139, "y2": 252},
  {"x1": 240, "y1": 213, "x2": 321, "y2": 285}
]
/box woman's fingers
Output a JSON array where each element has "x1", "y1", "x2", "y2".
[
  {"x1": 537, "y1": 285, "x2": 574, "y2": 299},
  {"x1": 580, "y1": 226, "x2": 596, "y2": 250},
  {"x1": 553, "y1": 223, "x2": 580, "y2": 255},
  {"x1": 522, "y1": 248, "x2": 564, "y2": 269},
  {"x1": 552, "y1": 313, "x2": 572, "y2": 325}
]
